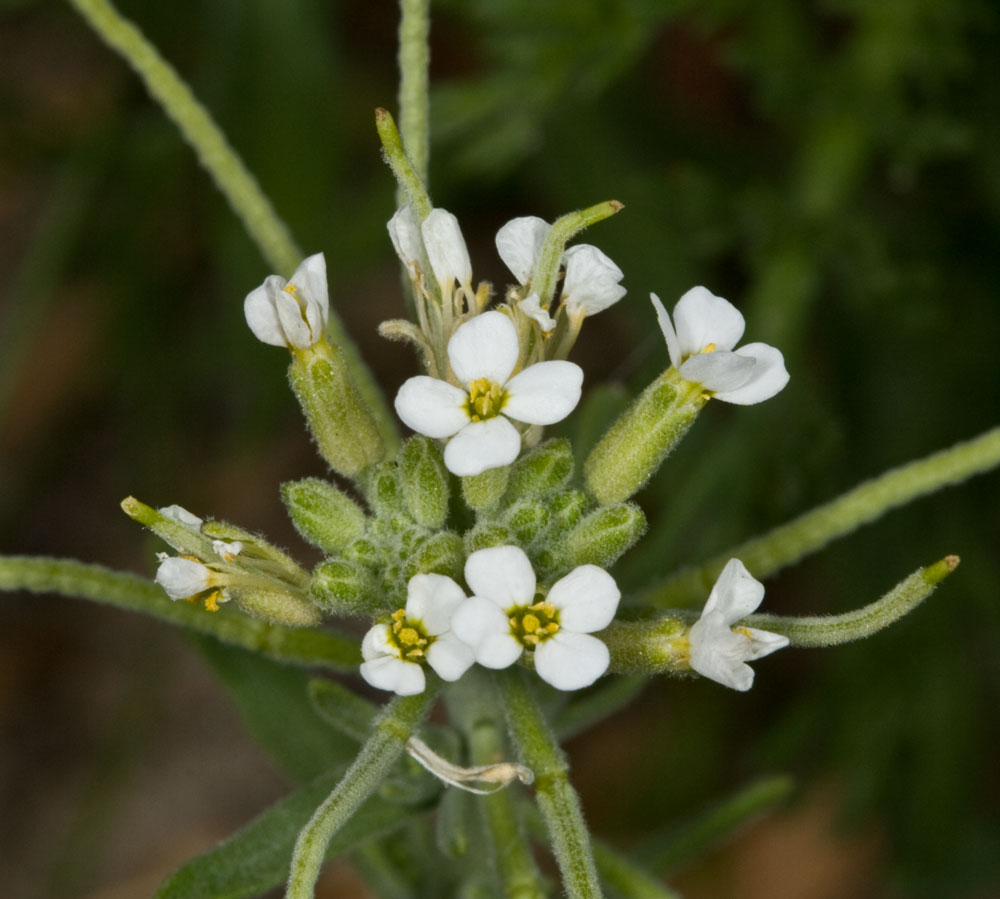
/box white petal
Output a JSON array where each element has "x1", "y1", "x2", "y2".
[
  {"x1": 534, "y1": 632, "x2": 609, "y2": 690},
  {"x1": 361, "y1": 623, "x2": 396, "y2": 662},
  {"x1": 244, "y1": 276, "x2": 288, "y2": 346},
  {"x1": 546, "y1": 565, "x2": 620, "y2": 633},
  {"x1": 651, "y1": 293, "x2": 681, "y2": 369},
  {"x1": 422, "y1": 208, "x2": 472, "y2": 287},
  {"x1": 679, "y1": 351, "x2": 756, "y2": 393},
  {"x1": 443, "y1": 417, "x2": 521, "y2": 476},
  {"x1": 395, "y1": 376, "x2": 469, "y2": 438},
  {"x1": 495, "y1": 216, "x2": 549, "y2": 284},
  {"x1": 703, "y1": 559, "x2": 765, "y2": 623},
  {"x1": 713, "y1": 343, "x2": 789, "y2": 405},
  {"x1": 155, "y1": 557, "x2": 213, "y2": 600},
  {"x1": 689, "y1": 611, "x2": 755, "y2": 691},
  {"x1": 275, "y1": 289, "x2": 314, "y2": 349},
  {"x1": 426, "y1": 633, "x2": 475, "y2": 681},
  {"x1": 503, "y1": 361, "x2": 583, "y2": 425},
  {"x1": 406, "y1": 573, "x2": 467, "y2": 635},
  {"x1": 518, "y1": 293, "x2": 557, "y2": 332},
  {"x1": 742, "y1": 627, "x2": 790, "y2": 660},
  {"x1": 447, "y1": 311, "x2": 519, "y2": 386},
  {"x1": 673, "y1": 286, "x2": 745, "y2": 356},
  {"x1": 450, "y1": 597, "x2": 523, "y2": 668},
  {"x1": 360, "y1": 656, "x2": 425, "y2": 695},
  {"x1": 290, "y1": 253, "x2": 329, "y2": 331},
  {"x1": 158, "y1": 505, "x2": 203, "y2": 530},
  {"x1": 212, "y1": 539, "x2": 243, "y2": 560},
  {"x1": 464, "y1": 545, "x2": 536, "y2": 609},
  {"x1": 562, "y1": 245, "x2": 626, "y2": 317},
  {"x1": 387, "y1": 206, "x2": 423, "y2": 268}
]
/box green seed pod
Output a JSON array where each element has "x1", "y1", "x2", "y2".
[
  {"x1": 404, "y1": 530, "x2": 464, "y2": 581},
  {"x1": 501, "y1": 501, "x2": 550, "y2": 545},
  {"x1": 546, "y1": 490, "x2": 590, "y2": 537},
  {"x1": 505, "y1": 438, "x2": 574, "y2": 502},
  {"x1": 583, "y1": 369, "x2": 706, "y2": 505},
  {"x1": 280, "y1": 478, "x2": 367, "y2": 554},
  {"x1": 399, "y1": 436, "x2": 450, "y2": 529},
  {"x1": 463, "y1": 521, "x2": 515, "y2": 555},
  {"x1": 462, "y1": 465, "x2": 509, "y2": 512},
  {"x1": 230, "y1": 588, "x2": 322, "y2": 627},
  {"x1": 287, "y1": 342, "x2": 385, "y2": 478},
  {"x1": 310, "y1": 557, "x2": 380, "y2": 616},
  {"x1": 561, "y1": 502, "x2": 647, "y2": 570}
]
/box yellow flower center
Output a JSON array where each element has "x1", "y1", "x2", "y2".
[
  {"x1": 509, "y1": 599, "x2": 560, "y2": 647},
  {"x1": 466, "y1": 377, "x2": 508, "y2": 422},
  {"x1": 389, "y1": 608, "x2": 431, "y2": 661}
]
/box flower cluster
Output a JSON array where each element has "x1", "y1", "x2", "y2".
[{"x1": 360, "y1": 546, "x2": 620, "y2": 694}]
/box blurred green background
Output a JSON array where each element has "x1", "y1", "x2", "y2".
[{"x1": 1, "y1": 0, "x2": 998, "y2": 896}]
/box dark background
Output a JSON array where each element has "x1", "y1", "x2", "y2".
[{"x1": 2, "y1": 0, "x2": 998, "y2": 896}]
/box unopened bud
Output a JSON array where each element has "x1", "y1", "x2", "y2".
[
  {"x1": 505, "y1": 438, "x2": 574, "y2": 502},
  {"x1": 281, "y1": 477, "x2": 367, "y2": 554},
  {"x1": 562, "y1": 503, "x2": 646, "y2": 570},
  {"x1": 310, "y1": 557, "x2": 379, "y2": 616},
  {"x1": 399, "y1": 436, "x2": 450, "y2": 529}
]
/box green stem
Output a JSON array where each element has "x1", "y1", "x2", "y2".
[
  {"x1": 449, "y1": 672, "x2": 546, "y2": 899},
  {"x1": 499, "y1": 670, "x2": 604, "y2": 899},
  {"x1": 69, "y1": 0, "x2": 399, "y2": 457},
  {"x1": 397, "y1": 0, "x2": 431, "y2": 185},
  {"x1": 0, "y1": 556, "x2": 359, "y2": 670},
  {"x1": 285, "y1": 690, "x2": 436, "y2": 899},
  {"x1": 377, "y1": 107, "x2": 433, "y2": 220},
  {"x1": 643, "y1": 425, "x2": 1000, "y2": 607}
]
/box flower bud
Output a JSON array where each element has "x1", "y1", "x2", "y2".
[
  {"x1": 501, "y1": 501, "x2": 550, "y2": 545},
  {"x1": 583, "y1": 369, "x2": 706, "y2": 505},
  {"x1": 310, "y1": 558, "x2": 380, "y2": 616},
  {"x1": 462, "y1": 466, "x2": 509, "y2": 512},
  {"x1": 561, "y1": 503, "x2": 646, "y2": 570},
  {"x1": 288, "y1": 342, "x2": 385, "y2": 478},
  {"x1": 281, "y1": 478, "x2": 367, "y2": 554},
  {"x1": 404, "y1": 531, "x2": 464, "y2": 582},
  {"x1": 505, "y1": 438, "x2": 574, "y2": 502},
  {"x1": 546, "y1": 490, "x2": 589, "y2": 537},
  {"x1": 399, "y1": 436, "x2": 450, "y2": 529},
  {"x1": 463, "y1": 522, "x2": 515, "y2": 554},
  {"x1": 364, "y1": 461, "x2": 406, "y2": 518}
]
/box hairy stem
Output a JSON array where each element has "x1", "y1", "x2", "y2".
[
  {"x1": 0, "y1": 556, "x2": 359, "y2": 670},
  {"x1": 643, "y1": 425, "x2": 1000, "y2": 607},
  {"x1": 499, "y1": 670, "x2": 604, "y2": 899},
  {"x1": 397, "y1": 0, "x2": 431, "y2": 185},
  {"x1": 285, "y1": 690, "x2": 436, "y2": 898},
  {"x1": 68, "y1": 0, "x2": 398, "y2": 455}
]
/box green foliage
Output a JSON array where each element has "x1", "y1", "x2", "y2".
[{"x1": 281, "y1": 477, "x2": 368, "y2": 554}]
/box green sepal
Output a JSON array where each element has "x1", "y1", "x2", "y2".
[
  {"x1": 281, "y1": 478, "x2": 367, "y2": 554},
  {"x1": 583, "y1": 368, "x2": 705, "y2": 505},
  {"x1": 399, "y1": 436, "x2": 450, "y2": 529},
  {"x1": 504, "y1": 438, "x2": 574, "y2": 503},
  {"x1": 462, "y1": 465, "x2": 509, "y2": 511},
  {"x1": 404, "y1": 530, "x2": 464, "y2": 581},
  {"x1": 545, "y1": 490, "x2": 589, "y2": 537},
  {"x1": 560, "y1": 503, "x2": 647, "y2": 570},
  {"x1": 464, "y1": 522, "x2": 515, "y2": 554},
  {"x1": 288, "y1": 342, "x2": 385, "y2": 479},
  {"x1": 230, "y1": 587, "x2": 322, "y2": 627},
  {"x1": 363, "y1": 460, "x2": 408, "y2": 518},
  {"x1": 501, "y1": 501, "x2": 551, "y2": 546},
  {"x1": 310, "y1": 557, "x2": 380, "y2": 616},
  {"x1": 200, "y1": 519, "x2": 311, "y2": 588}
]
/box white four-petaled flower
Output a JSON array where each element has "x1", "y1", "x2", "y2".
[
  {"x1": 495, "y1": 216, "x2": 626, "y2": 330},
  {"x1": 394, "y1": 311, "x2": 583, "y2": 476},
  {"x1": 244, "y1": 253, "x2": 329, "y2": 349},
  {"x1": 450, "y1": 546, "x2": 620, "y2": 691},
  {"x1": 688, "y1": 558, "x2": 789, "y2": 691},
  {"x1": 360, "y1": 573, "x2": 475, "y2": 696},
  {"x1": 651, "y1": 287, "x2": 789, "y2": 404}
]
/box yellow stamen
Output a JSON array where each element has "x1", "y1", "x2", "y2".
[
  {"x1": 204, "y1": 591, "x2": 221, "y2": 612},
  {"x1": 702, "y1": 342, "x2": 716, "y2": 353},
  {"x1": 522, "y1": 614, "x2": 541, "y2": 634},
  {"x1": 466, "y1": 378, "x2": 507, "y2": 422}
]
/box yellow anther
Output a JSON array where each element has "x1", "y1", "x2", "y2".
[
  {"x1": 399, "y1": 627, "x2": 420, "y2": 646},
  {"x1": 466, "y1": 378, "x2": 506, "y2": 422},
  {"x1": 544, "y1": 622, "x2": 559, "y2": 634},
  {"x1": 283, "y1": 283, "x2": 299, "y2": 298},
  {"x1": 391, "y1": 609, "x2": 406, "y2": 621},
  {"x1": 735, "y1": 626, "x2": 754, "y2": 639},
  {"x1": 523, "y1": 634, "x2": 539, "y2": 645},
  {"x1": 701, "y1": 342, "x2": 717, "y2": 353},
  {"x1": 204, "y1": 591, "x2": 221, "y2": 612},
  {"x1": 522, "y1": 614, "x2": 541, "y2": 634}
]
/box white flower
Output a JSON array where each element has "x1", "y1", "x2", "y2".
[
  {"x1": 387, "y1": 206, "x2": 472, "y2": 295},
  {"x1": 651, "y1": 287, "x2": 789, "y2": 405},
  {"x1": 688, "y1": 559, "x2": 789, "y2": 691},
  {"x1": 360, "y1": 573, "x2": 475, "y2": 696},
  {"x1": 450, "y1": 546, "x2": 620, "y2": 691},
  {"x1": 244, "y1": 253, "x2": 329, "y2": 349},
  {"x1": 158, "y1": 505, "x2": 203, "y2": 531},
  {"x1": 212, "y1": 539, "x2": 243, "y2": 562},
  {"x1": 394, "y1": 311, "x2": 583, "y2": 476},
  {"x1": 495, "y1": 216, "x2": 626, "y2": 328},
  {"x1": 155, "y1": 556, "x2": 214, "y2": 600}
]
